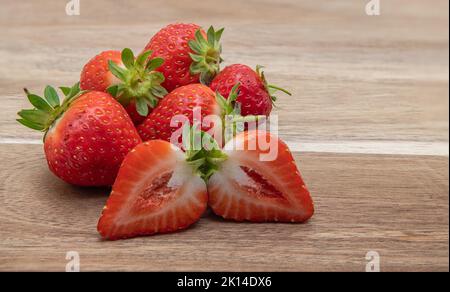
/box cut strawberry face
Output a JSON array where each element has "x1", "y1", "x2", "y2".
[
  {"x1": 97, "y1": 140, "x2": 207, "y2": 240},
  {"x1": 208, "y1": 130, "x2": 314, "y2": 222}
]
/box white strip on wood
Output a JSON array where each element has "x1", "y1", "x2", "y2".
[
  {"x1": 285, "y1": 141, "x2": 449, "y2": 157},
  {"x1": 0, "y1": 138, "x2": 448, "y2": 157}
]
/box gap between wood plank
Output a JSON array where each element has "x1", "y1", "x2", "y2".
[{"x1": 0, "y1": 138, "x2": 448, "y2": 157}]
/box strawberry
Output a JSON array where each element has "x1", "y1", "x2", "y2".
[
  {"x1": 206, "y1": 130, "x2": 314, "y2": 222},
  {"x1": 17, "y1": 83, "x2": 141, "y2": 186},
  {"x1": 137, "y1": 83, "x2": 252, "y2": 147},
  {"x1": 80, "y1": 48, "x2": 168, "y2": 125},
  {"x1": 97, "y1": 140, "x2": 208, "y2": 240},
  {"x1": 137, "y1": 83, "x2": 221, "y2": 145},
  {"x1": 80, "y1": 50, "x2": 122, "y2": 92},
  {"x1": 210, "y1": 64, "x2": 291, "y2": 116},
  {"x1": 143, "y1": 23, "x2": 224, "y2": 92}
]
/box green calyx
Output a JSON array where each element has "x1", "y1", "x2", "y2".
[
  {"x1": 189, "y1": 26, "x2": 224, "y2": 85},
  {"x1": 216, "y1": 83, "x2": 262, "y2": 143},
  {"x1": 183, "y1": 125, "x2": 228, "y2": 181},
  {"x1": 256, "y1": 65, "x2": 292, "y2": 103},
  {"x1": 182, "y1": 85, "x2": 262, "y2": 181},
  {"x1": 107, "y1": 48, "x2": 168, "y2": 117},
  {"x1": 17, "y1": 82, "x2": 84, "y2": 137}
]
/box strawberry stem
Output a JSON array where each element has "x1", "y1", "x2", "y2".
[{"x1": 256, "y1": 65, "x2": 292, "y2": 103}]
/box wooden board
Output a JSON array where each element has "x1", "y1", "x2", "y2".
[
  {"x1": 0, "y1": 0, "x2": 448, "y2": 143},
  {"x1": 0, "y1": 0, "x2": 448, "y2": 271},
  {"x1": 0, "y1": 144, "x2": 448, "y2": 272}
]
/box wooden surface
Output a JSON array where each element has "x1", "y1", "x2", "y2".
[
  {"x1": 0, "y1": 0, "x2": 448, "y2": 271},
  {"x1": 0, "y1": 145, "x2": 448, "y2": 272}
]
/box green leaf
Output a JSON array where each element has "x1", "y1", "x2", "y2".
[
  {"x1": 188, "y1": 40, "x2": 202, "y2": 53},
  {"x1": 17, "y1": 109, "x2": 48, "y2": 126},
  {"x1": 67, "y1": 82, "x2": 81, "y2": 99},
  {"x1": 195, "y1": 29, "x2": 209, "y2": 48},
  {"x1": 146, "y1": 57, "x2": 165, "y2": 71},
  {"x1": 44, "y1": 85, "x2": 60, "y2": 107},
  {"x1": 135, "y1": 98, "x2": 149, "y2": 116},
  {"x1": 17, "y1": 118, "x2": 45, "y2": 131},
  {"x1": 189, "y1": 53, "x2": 204, "y2": 63},
  {"x1": 108, "y1": 60, "x2": 127, "y2": 81},
  {"x1": 136, "y1": 50, "x2": 153, "y2": 67},
  {"x1": 206, "y1": 26, "x2": 215, "y2": 46},
  {"x1": 146, "y1": 97, "x2": 158, "y2": 108},
  {"x1": 151, "y1": 85, "x2": 168, "y2": 98},
  {"x1": 151, "y1": 71, "x2": 165, "y2": 83},
  {"x1": 59, "y1": 86, "x2": 71, "y2": 96},
  {"x1": 190, "y1": 62, "x2": 204, "y2": 74},
  {"x1": 121, "y1": 48, "x2": 135, "y2": 69},
  {"x1": 215, "y1": 92, "x2": 228, "y2": 110},
  {"x1": 228, "y1": 83, "x2": 241, "y2": 103},
  {"x1": 214, "y1": 28, "x2": 225, "y2": 42},
  {"x1": 106, "y1": 85, "x2": 119, "y2": 97},
  {"x1": 27, "y1": 94, "x2": 52, "y2": 113}
]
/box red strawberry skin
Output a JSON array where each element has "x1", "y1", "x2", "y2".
[
  {"x1": 210, "y1": 64, "x2": 272, "y2": 116},
  {"x1": 44, "y1": 91, "x2": 141, "y2": 186},
  {"x1": 208, "y1": 130, "x2": 314, "y2": 222},
  {"x1": 125, "y1": 101, "x2": 147, "y2": 125},
  {"x1": 80, "y1": 50, "x2": 122, "y2": 92},
  {"x1": 144, "y1": 23, "x2": 205, "y2": 92},
  {"x1": 97, "y1": 140, "x2": 208, "y2": 240},
  {"x1": 79, "y1": 50, "x2": 151, "y2": 125},
  {"x1": 137, "y1": 84, "x2": 220, "y2": 143}
]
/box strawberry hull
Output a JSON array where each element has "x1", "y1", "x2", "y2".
[{"x1": 79, "y1": 49, "x2": 168, "y2": 125}]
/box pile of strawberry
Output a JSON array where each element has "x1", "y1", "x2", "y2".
[{"x1": 17, "y1": 23, "x2": 314, "y2": 240}]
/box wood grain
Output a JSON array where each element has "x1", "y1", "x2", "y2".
[
  {"x1": 0, "y1": 144, "x2": 448, "y2": 271},
  {"x1": 0, "y1": 0, "x2": 448, "y2": 143}
]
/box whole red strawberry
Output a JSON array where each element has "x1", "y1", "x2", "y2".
[
  {"x1": 137, "y1": 84, "x2": 221, "y2": 145},
  {"x1": 80, "y1": 49, "x2": 168, "y2": 125},
  {"x1": 210, "y1": 64, "x2": 291, "y2": 116},
  {"x1": 17, "y1": 83, "x2": 141, "y2": 186},
  {"x1": 143, "y1": 23, "x2": 224, "y2": 92}
]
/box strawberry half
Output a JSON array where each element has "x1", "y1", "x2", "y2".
[
  {"x1": 210, "y1": 64, "x2": 291, "y2": 116},
  {"x1": 17, "y1": 83, "x2": 141, "y2": 186},
  {"x1": 143, "y1": 23, "x2": 224, "y2": 91},
  {"x1": 80, "y1": 48, "x2": 168, "y2": 125},
  {"x1": 207, "y1": 130, "x2": 314, "y2": 222},
  {"x1": 97, "y1": 140, "x2": 208, "y2": 240}
]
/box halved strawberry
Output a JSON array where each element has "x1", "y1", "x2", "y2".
[
  {"x1": 207, "y1": 130, "x2": 314, "y2": 222},
  {"x1": 97, "y1": 140, "x2": 208, "y2": 240}
]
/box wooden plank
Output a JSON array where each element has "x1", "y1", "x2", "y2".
[
  {"x1": 0, "y1": 0, "x2": 448, "y2": 143},
  {"x1": 0, "y1": 144, "x2": 447, "y2": 271}
]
